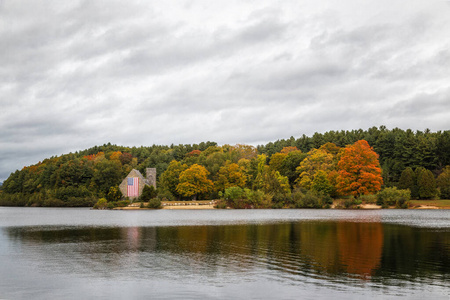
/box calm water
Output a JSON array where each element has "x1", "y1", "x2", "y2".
[{"x1": 0, "y1": 208, "x2": 449, "y2": 299}]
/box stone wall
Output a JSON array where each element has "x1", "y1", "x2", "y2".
[
  {"x1": 146, "y1": 168, "x2": 157, "y2": 188},
  {"x1": 119, "y1": 168, "x2": 157, "y2": 201},
  {"x1": 119, "y1": 169, "x2": 146, "y2": 200}
]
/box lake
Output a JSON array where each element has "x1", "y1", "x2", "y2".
[{"x1": 0, "y1": 208, "x2": 449, "y2": 299}]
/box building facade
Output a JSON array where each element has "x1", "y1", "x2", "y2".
[{"x1": 119, "y1": 168, "x2": 156, "y2": 200}]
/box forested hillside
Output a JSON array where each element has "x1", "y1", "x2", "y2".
[{"x1": 1, "y1": 127, "x2": 449, "y2": 207}]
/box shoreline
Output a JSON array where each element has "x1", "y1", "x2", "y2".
[{"x1": 113, "y1": 202, "x2": 447, "y2": 210}]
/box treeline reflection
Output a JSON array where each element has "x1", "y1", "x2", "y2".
[{"x1": 6, "y1": 221, "x2": 449, "y2": 282}]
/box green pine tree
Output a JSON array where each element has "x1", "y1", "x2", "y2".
[
  {"x1": 140, "y1": 185, "x2": 157, "y2": 202},
  {"x1": 398, "y1": 167, "x2": 416, "y2": 197},
  {"x1": 417, "y1": 168, "x2": 437, "y2": 199},
  {"x1": 437, "y1": 166, "x2": 450, "y2": 199}
]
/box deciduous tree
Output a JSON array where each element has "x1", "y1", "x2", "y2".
[
  {"x1": 176, "y1": 164, "x2": 214, "y2": 200},
  {"x1": 215, "y1": 161, "x2": 247, "y2": 192},
  {"x1": 159, "y1": 160, "x2": 188, "y2": 199},
  {"x1": 336, "y1": 140, "x2": 383, "y2": 196},
  {"x1": 296, "y1": 149, "x2": 335, "y2": 190}
]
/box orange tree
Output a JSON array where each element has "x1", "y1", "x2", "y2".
[
  {"x1": 176, "y1": 164, "x2": 214, "y2": 200},
  {"x1": 336, "y1": 140, "x2": 383, "y2": 196}
]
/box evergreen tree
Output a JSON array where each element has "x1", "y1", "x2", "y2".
[
  {"x1": 437, "y1": 166, "x2": 450, "y2": 199},
  {"x1": 140, "y1": 185, "x2": 157, "y2": 202},
  {"x1": 398, "y1": 167, "x2": 416, "y2": 197},
  {"x1": 416, "y1": 168, "x2": 437, "y2": 199}
]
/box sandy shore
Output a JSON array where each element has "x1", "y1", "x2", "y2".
[
  {"x1": 162, "y1": 204, "x2": 215, "y2": 209},
  {"x1": 414, "y1": 205, "x2": 440, "y2": 209},
  {"x1": 359, "y1": 204, "x2": 381, "y2": 209},
  {"x1": 114, "y1": 205, "x2": 216, "y2": 210},
  {"x1": 114, "y1": 206, "x2": 144, "y2": 210}
]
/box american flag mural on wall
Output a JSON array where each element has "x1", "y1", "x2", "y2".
[{"x1": 127, "y1": 177, "x2": 139, "y2": 197}]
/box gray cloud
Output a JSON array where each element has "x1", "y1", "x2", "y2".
[{"x1": 1, "y1": 0, "x2": 450, "y2": 180}]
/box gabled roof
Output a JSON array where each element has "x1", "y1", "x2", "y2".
[
  {"x1": 128, "y1": 169, "x2": 145, "y2": 179},
  {"x1": 125, "y1": 169, "x2": 150, "y2": 185}
]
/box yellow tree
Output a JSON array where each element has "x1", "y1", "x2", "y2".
[
  {"x1": 231, "y1": 144, "x2": 258, "y2": 160},
  {"x1": 255, "y1": 154, "x2": 290, "y2": 197},
  {"x1": 269, "y1": 152, "x2": 287, "y2": 173},
  {"x1": 160, "y1": 160, "x2": 188, "y2": 199},
  {"x1": 215, "y1": 161, "x2": 247, "y2": 192},
  {"x1": 296, "y1": 148, "x2": 335, "y2": 190},
  {"x1": 109, "y1": 151, "x2": 122, "y2": 161},
  {"x1": 336, "y1": 140, "x2": 383, "y2": 196},
  {"x1": 176, "y1": 164, "x2": 214, "y2": 200}
]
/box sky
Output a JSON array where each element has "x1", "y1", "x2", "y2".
[{"x1": 1, "y1": 0, "x2": 450, "y2": 181}]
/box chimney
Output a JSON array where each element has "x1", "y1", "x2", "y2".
[{"x1": 146, "y1": 168, "x2": 156, "y2": 188}]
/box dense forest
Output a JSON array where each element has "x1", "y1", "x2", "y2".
[{"x1": 1, "y1": 127, "x2": 449, "y2": 207}]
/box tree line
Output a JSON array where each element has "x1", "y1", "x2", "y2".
[{"x1": 0, "y1": 127, "x2": 449, "y2": 207}]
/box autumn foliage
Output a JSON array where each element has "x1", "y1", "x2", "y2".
[
  {"x1": 176, "y1": 164, "x2": 214, "y2": 200},
  {"x1": 83, "y1": 152, "x2": 105, "y2": 161},
  {"x1": 3, "y1": 127, "x2": 447, "y2": 207},
  {"x1": 336, "y1": 140, "x2": 383, "y2": 196}
]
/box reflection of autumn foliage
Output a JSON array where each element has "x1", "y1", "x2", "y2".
[
  {"x1": 337, "y1": 222, "x2": 383, "y2": 278},
  {"x1": 296, "y1": 223, "x2": 341, "y2": 274}
]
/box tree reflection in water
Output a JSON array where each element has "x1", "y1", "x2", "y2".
[{"x1": 5, "y1": 220, "x2": 449, "y2": 285}]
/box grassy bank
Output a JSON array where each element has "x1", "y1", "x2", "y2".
[{"x1": 410, "y1": 200, "x2": 450, "y2": 209}]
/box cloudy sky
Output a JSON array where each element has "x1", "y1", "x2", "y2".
[{"x1": 1, "y1": 0, "x2": 450, "y2": 180}]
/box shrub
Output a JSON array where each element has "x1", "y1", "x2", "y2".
[
  {"x1": 214, "y1": 200, "x2": 228, "y2": 209},
  {"x1": 293, "y1": 190, "x2": 323, "y2": 208},
  {"x1": 93, "y1": 198, "x2": 108, "y2": 209},
  {"x1": 140, "y1": 185, "x2": 157, "y2": 202},
  {"x1": 221, "y1": 187, "x2": 272, "y2": 209},
  {"x1": 376, "y1": 187, "x2": 410, "y2": 208},
  {"x1": 223, "y1": 187, "x2": 245, "y2": 201},
  {"x1": 106, "y1": 186, "x2": 122, "y2": 202},
  {"x1": 340, "y1": 196, "x2": 362, "y2": 209},
  {"x1": 147, "y1": 198, "x2": 161, "y2": 209},
  {"x1": 272, "y1": 192, "x2": 290, "y2": 207},
  {"x1": 271, "y1": 201, "x2": 285, "y2": 209},
  {"x1": 157, "y1": 189, "x2": 175, "y2": 201},
  {"x1": 358, "y1": 194, "x2": 377, "y2": 204},
  {"x1": 244, "y1": 189, "x2": 272, "y2": 208},
  {"x1": 114, "y1": 200, "x2": 130, "y2": 207}
]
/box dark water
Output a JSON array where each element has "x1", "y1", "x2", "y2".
[{"x1": 0, "y1": 208, "x2": 449, "y2": 299}]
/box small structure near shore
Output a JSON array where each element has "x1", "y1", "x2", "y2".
[{"x1": 119, "y1": 168, "x2": 156, "y2": 200}]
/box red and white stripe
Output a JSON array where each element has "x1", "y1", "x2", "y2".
[{"x1": 127, "y1": 177, "x2": 139, "y2": 197}]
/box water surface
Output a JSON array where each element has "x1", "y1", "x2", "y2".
[{"x1": 0, "y1": 208, "x2": 449, "y2": 299}]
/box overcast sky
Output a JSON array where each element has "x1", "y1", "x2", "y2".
[{"x1": 1, "y1": 0, "x2": 450, "y2": 181}]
